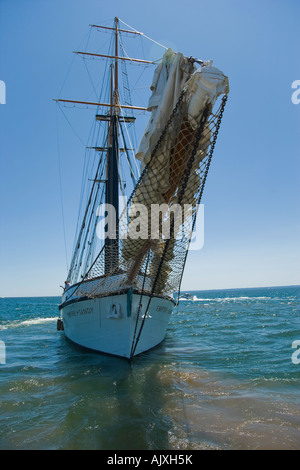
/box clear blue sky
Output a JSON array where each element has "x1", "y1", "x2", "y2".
[{"x1": 0, "y1": 0, "x2": 299, "y2": 297}]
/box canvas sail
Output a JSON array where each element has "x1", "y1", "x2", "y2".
[{"x1": 72, "y1": 49, "x2": 229, "y2": 303}]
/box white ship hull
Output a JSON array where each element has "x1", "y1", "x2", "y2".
[{"x1": 59, "y1": 290, "x2": 174, "y2": 359}]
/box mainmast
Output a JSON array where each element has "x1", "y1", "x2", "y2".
[
  {"x1": 55, "y1": 17, "x2": 150, "y2": 281},
  {"x1": 105, "y1": 17, "x2": 120, "y2": 273}
]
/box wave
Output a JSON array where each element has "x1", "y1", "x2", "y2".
[{"x1": 0, "y1": 317, "x2": 57, "y2": 330}]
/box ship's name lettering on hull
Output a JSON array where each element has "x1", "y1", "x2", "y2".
[
  {"x1": 67, "y1": 307, "x2": 94, "y2": 318},
  {"x1": 156, "y1": 306, "x2": 172, "y2": 314}
]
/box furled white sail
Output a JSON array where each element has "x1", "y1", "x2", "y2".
[
  {"x1": 136, "y1": 49, "x2": 196, "y2": 167},
  {"x1": 136, "y1": 49, "x2": 229, "y2": 169}
]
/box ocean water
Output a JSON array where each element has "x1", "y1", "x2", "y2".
[{"x1": 0, "y1": 285, "x2": 299, "y2": 450}]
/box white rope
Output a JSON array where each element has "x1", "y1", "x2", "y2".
[
  {"x1": 119, "y1": 105, "x2": 140, "y2": 180},
  {"x1": 118, "y1": 18, "x2": 168, "y2": 51},
  {"x1": 55, "y1": 106, "x2": 69, "y2": 273}
]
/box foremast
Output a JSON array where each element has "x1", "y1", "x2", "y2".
[
  {"x1": 105, "y1": 17, "x2": 120, "y2": 274},
  {"x1": 55, "y1": 17, "x2": 149, "y2": 282}
]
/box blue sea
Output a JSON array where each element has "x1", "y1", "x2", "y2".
[{"x1": 0, "y1": 286, "x2": 299, "y2": 450}]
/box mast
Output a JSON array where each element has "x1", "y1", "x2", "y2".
[
  {"x1": 105, "y1": 17, "x2": 120, "y2": 274},
  {"x1": 55, "y1": 17, "x2": 147, "y2": 282}
]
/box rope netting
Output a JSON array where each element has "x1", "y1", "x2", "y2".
[{"x1": 74, "y1": 82, "x2": 228, "y2": 301}]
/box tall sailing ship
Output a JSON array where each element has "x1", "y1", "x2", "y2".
[{"x1": 56, "y1": 18, "x2": 229, "y2": 359}]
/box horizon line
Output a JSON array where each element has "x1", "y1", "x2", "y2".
[{"x1": 1, "y1": 284, "x2": 299, "y2": 299}]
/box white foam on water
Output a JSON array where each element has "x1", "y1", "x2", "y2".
[
  {"x1": 0, "y1": 317, "x2": 57, "y2": 330},
  {"x1": 180, "y1": 296, "x2": 271, "y2": 302}
]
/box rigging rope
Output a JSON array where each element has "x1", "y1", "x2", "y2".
[
  {"x1": 130, "y1": 247, "x2": 152, "y2": 358},
  {"x1": 56, "y1": 104, "x2": 87, "y2": 147},
  {"x1": 55, "y1": 106, "x2": 69, "y2": 273},
  {"x1": 118, "y1": 18, "x2": 168, "y2": 52},
  {"x1": 129, "y1": 102, "x2": 212, "y2": 358}
]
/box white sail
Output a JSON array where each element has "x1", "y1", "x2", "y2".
[{"x1": 136, "y1": 49, "x2": 229, "y2": 168}]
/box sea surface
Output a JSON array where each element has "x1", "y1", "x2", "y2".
[{"x1": 0, "y1": 285, "x2": 299, "y2": 450}]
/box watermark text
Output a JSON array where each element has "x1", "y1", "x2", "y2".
[
  {"x1": 0, "y1": 80, "x2": 6, "y2": 104},
  {"x1": 0, "y1": 340, "x2": 6, "y2": 364},
  {"x1": 291, "y1": 80, "x2": 300, "y2": 105},
  {"x1": 291, "y1": 340, "x2": 300, "y2": 365},
  {"x1": 96, "y1": 200, "x2": 204, "y2": 251}
]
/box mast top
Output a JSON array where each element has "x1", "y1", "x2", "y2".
[
  {"x1": 114, "y1": 16, "x2": 119, "y2": 110},
  {"x1": 54, "y1": 18, "x2": 154, "y2": 114}
]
